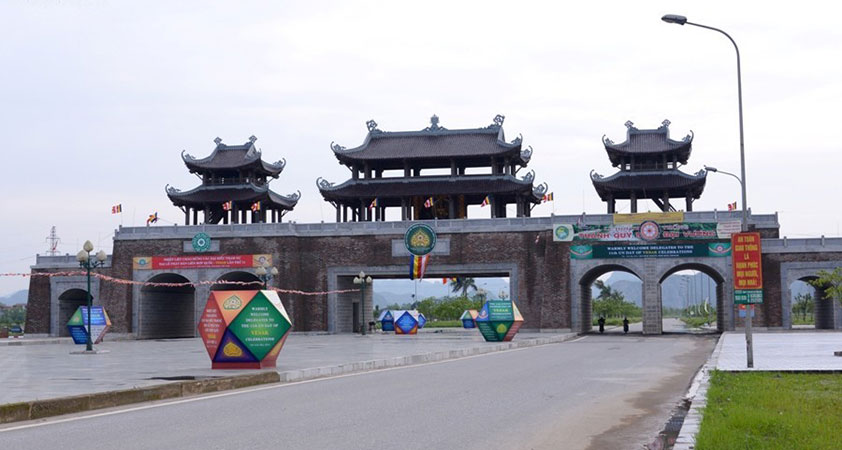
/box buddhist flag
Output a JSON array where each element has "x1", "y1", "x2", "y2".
[
  {"x1": 251, "y1": 201, "x2": 261, "y2": 212},
  {"x1": 542, "y1": 192, "x2": 554, "y2": 203},
  {"x1": 481, "y1": 196, "x2": 490, "y2": 207},
  {"x1": 146, "y1": 212, "x2": 158, "y2": 225},
  {"x1": 409, "y1": 255, "x2": 430, "y2": 280},
  {"x1": 727, "y1": 202, "x2": 737, "y2": 211},
  {"x1": 368, "y1": 198, "x2": 378, "y2": 210},
  {"x1": 222, "y1": 201, "x2": 232, "y2": 211},
  {"x1": 424, "y1": 197, "x2": 434, "y2": 208},
  {"x1": 111, "y1": 204, "x2": 122, "y2": 214}
]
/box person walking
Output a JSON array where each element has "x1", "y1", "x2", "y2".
[
  {"x1": 598, "y1": 316, "x2": 605, "y2": 334},
  {"x1": 623, "y1": 316, "x2": 629, "y2": 334}
]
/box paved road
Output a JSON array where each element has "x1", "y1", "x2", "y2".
[{"x1": 1, "y1": 333, "x2": 715, "y2": 450}]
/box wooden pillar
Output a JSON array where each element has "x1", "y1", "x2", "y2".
[
  {"x1": 404, "y1": 161, "x2": 410, "y2": 177},
  {"x1": 343, "y1": 205, "x2": 348, "y2": 222},
  {"x1": 451, "y1": 160, "x2": 457, "y2": 176},
  {"x1": 630, "y1": 192, "x2": 638, "y2": 213},
  {"x1": 185, "y1": 208, "x2": 190, "y2": 225},
  {"x1": 607, "y1": 195, "x2": 615, "y2": 214},
  {"x1": 663, "y1": 192, "x2": 670, "y2": 212},
  {"x1": 352, "y1": 165, "x2": 359, "y2": 180},
  {"x1": 448, "y1": 195, "x2": 455, "y2": 219},
  {"x1": 490, "y1": 196, "x2": 497, "y2": 218},
  {"x1": 193, "y1": 209, "x2": 198, "y2": 225},
  {"x1": 686, "y1": 196, "x2": 693, "y2": 212},
  {"x1": 401, "y1": 198, "x2": 408, "y2": 220}
]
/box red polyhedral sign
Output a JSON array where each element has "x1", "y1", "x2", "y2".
[{"x1": 731, "y1": 232, "x2": 763, "y2": 290}]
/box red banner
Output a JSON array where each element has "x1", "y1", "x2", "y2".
[
  {"x1": 133, "y1": 254, "x2": 271, "y2": 270},
  {"x1": 731, "y1": 232, "x2": 763, "y2": 289}
]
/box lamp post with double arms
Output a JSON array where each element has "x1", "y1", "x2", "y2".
[
  {"x1": 353, "y1": 271, "x2": 372, "y2": 335},
  {"x1": 664, "y1": 14, "x2": 753, "y2": 368},
  {"x1": 76, "y1": 241, "x2": 107, "y2": 352},
  {"x1": 255, "y1": 264, "x2": 279, "y2": 289}
]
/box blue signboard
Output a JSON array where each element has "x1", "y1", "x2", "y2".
[
  {"x1": 394, "y1": 311, "x2": 418, "y2": 335},
  {"x1": 67, "y1": 306, "x2": 111, "y2": 345},
  {"x1": 417, "y1": 313, "x2": 427, "y2": 329},
  {"x1": 379, "y1": 310, "x2": 395, "y2": 332}
]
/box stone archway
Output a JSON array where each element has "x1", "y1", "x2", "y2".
[
  {"x1": 659, "y1": 262, "x2": 729, "y2": 332},
  {"x1": 57, "y1": 288, "x2": 89, "y2": 337},
  {"x1": 138, "y1": 273, "x2": 195, "y2": 339},
  {"x1": 780, "y1": 261, "x2": 842, "y2": 329},
  {"x1": 572, "y1": 261, "x2": 644, "y2": 334},
  {"x1": 212, "y1": 271, "x2": 262, "y2": 291}
]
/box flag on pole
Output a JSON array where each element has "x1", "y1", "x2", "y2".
[
  {"x1": 424, "y1": 197, "x2": 434, "y2": 208},
  {"x1": 368, "y1": 198, "x2": 378, "y2": 210},
  {"x1": 251, "y1": 201, "x2": 261, "y2": 212},
  {"x1": 409, "y1": 255, "x2": 430, "y2": 280},
  {"x1": 542, "y1": 192, "x2": 554, "y2": 203},
  {"x1": 727, "y1": 202, "x2": 737, "y2": 211},
  {"x1": 111, "y1": 204, "x2": 122, "y2": 214},
  {"x1": 480, "y1": 196, "x2": 490, "y2": 207},
  {"x1": 146, "y1": 212, "x2": 158, "y2": 225},
  {"x1": 222, "y1": 201, "x2": 232, "y2": 211}
]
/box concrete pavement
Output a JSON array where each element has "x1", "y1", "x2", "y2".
[
  {"x1": 674, "y1": 330, "x2": 842, "y2": 449},
  {"x1": 0, "y1": 329, "x2": 576, "y2": 419}
]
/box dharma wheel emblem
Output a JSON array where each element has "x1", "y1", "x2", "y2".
[
  {"x1": 192, "y1": 232, "x2": 212, "y2": 252},
  {"x1": 404, "y1": 224, "x2": 437, "y2": 256},
  {"x1": 638, "y1": 221, "x2": 661, "y2": 241}
]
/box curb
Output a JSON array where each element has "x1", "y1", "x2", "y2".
[
  {"x1": 672, "y1": 332, "x2": 726, "y2": 449},
  {"x1": 0, "y1": 332, "x2": 577, "y2": 425}
]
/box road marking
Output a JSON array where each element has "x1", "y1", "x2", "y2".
[
  {"x1": 0, "y1": 342, "x2": 563, "y2": 433},
  {"x1": 570, "y1": 336, "x2": 588, "y2": 343}
]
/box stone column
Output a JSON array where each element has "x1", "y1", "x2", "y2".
[
  {"x1": 686, "y1": 195, "x2": 693, "y2": 212},
  {"x1": 448, "y1": 195, "x2": 455, "y2": 219},
  {"x1": 607, "y1": 195, "x2": 615, "y2": 214},
  {"x1": 642, "y1": 260, "x2": 662, "y2": 334},
  {"x1": 193, "y1": 209, "x2": 198, "y2": 225},
  {"x1": 630, "y1": 192, "x2": 637, "y2": 213},
  {"x1": 662, "y1": 192, "x2": 670, "y2": 212},
  {"x1": 185, "y1": 208, "x2": 190, "y2": 225}
]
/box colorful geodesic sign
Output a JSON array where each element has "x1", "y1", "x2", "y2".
[
  {"x1": 393, "y1": 310, "x2": 419, "y2": 335},
  {"x1": 198, "y1": 290, "x2": 292, "y2": 369},
  {"x1": 417, "y1": 312, "x2": 427, "y2": 329},
  {"x1": 475, "y1": 300, "x2": 524, "y2": 342},
  {"x1": 461, "y1": 309, "x2": 478, "y2": 329},
  {"x1": 67, "y1": 306, "x2": 111, "y2": 345},
  {"x1": 379, "y1": 310, "x2": 395, "y2": 332}
]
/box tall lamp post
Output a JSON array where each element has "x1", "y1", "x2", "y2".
[
  {"x1": 255, "y1": 264, "x2": 279, "y2": 289},
  {"x1": 353, "y1": 271, "x2": 372, "y2": 335},
  {"x1": 663, "y1": 14, "x2": 752, "y2": 368},
  {"x1": 76, "y1": 241, "x2": 107, "y2": 352},
  {"x1": 705, "y1": 165, "x2": 753, "y2": 367}
]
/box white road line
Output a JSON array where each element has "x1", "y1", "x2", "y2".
[
  {"x1": 569, "y1": 336, "x2": 588, "y2": 343},
  {"x1": 0, "y1": 342, "x2": 561, "y2": 433}
]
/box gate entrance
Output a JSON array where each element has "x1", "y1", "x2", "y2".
[
  {"x1": 138, "y1": 273, "x2": 195, "y2": 339},
  {"x1": 58, "y1": 288, "x2": 88, "y2": 337}
]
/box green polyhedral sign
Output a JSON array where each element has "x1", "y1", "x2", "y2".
[
  {"x1": 475, "y1": 300, "x2": 524, "y2": 342},
  {"x1": 570, "y1": 242, "x2": 732, "y2": 260},
  {"x1": 192, "y1": 232, "x2": 212, "y2": 252},
  {"x1": 735, "y1": 289, "x2": 764, "y2": 305},
  {"x1": 229, "y1": 295, "x2": 291, "y2": 360},
  {"x1": 404, "y1": 224, "x2": 436, "y2": 256}
]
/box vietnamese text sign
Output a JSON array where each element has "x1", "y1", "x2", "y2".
[
  {"x1": 735, "y1": 289, "x2": 764, "y2": 305},
  {"x1": 134, "y1": 254, "x2": 271, "y2": 270},
  {"x1": 570, "y1": 242, "x2": 731, "y2": 260},
  {"x1": 731, "y1": 232, "x2": 763, "y2": 290}
]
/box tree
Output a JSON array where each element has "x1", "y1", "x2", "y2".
[
  {"x1": 810, "y1": 268, "x2": 842, "y2": 306},
  {"x1": 450, "y1": 277, "x2": 477, "y2": 299},
  {"x1": 792, "y1": 293, "x2": 814, "y2": 322}
]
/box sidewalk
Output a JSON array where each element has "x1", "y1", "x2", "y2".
[
  {"x1": 674, "y1": 330, "x2": 842, "y2": 449},
  {"x1": 0, "y1": 329, "x2": 575, "y2": 422}
]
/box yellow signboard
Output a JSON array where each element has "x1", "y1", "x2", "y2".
[{"x1": 613, "y1": 212, "x2": 684, "y2": 225}]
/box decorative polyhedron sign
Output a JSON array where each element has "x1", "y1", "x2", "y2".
[
  {"x1": 379, "y1": 310, "x2": 395, "y2": 332},
  {"x1": 461, "y1": 309, "x2": 478, "y2": 329},
  {"x1": 198, "y1": 290, "x2": 292, "y2": 369},
  {"x1": 475, "y1": 300, "x2": 524, "y2": 342},
  {"x1": 393, "y1": 310, "x2": 419, "y2": 335},
  {"x1": 67, "y1": 306, "x2": 112, "y2": 345},
  {"x1": 417, "y1": 312, "x2": 427, "y2": 329}
]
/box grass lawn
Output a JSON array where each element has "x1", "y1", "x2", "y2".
[
  {"x1": 694, "y1": 371, "x2": 842, "y2": 449},
  {"x1": 423, "y1": 320, "x2": 463, "y2": 328},
  {"x1": 681, "y1": 316, "x2": 715, "y2": 328}
]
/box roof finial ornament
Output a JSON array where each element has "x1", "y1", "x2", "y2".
[
  {"x1": 366, "y1": 120, "x2": 379, "y2": 132},
  {"x1": 213, "y1": 137, "x2": 223, "y2": 145},
  {"x1": 661, "y1": 119, "x2": 671, "y2": 128},
  {"x1": 430, "y1": 114, "x2": 440, "y2": 130},
  {"x1": 249, "y1": 135, "x2": 257, "y2": 143},
  {"x1": 624, "y1": 120, "x2": 634, "y2": 129},
  {"x1": 493, "y1": 114, "x2": 505, "y2": 127}
]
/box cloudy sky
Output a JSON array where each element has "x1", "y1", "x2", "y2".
[{"x1": 1, "y1": 1, "x2": 840, "y2": 296}]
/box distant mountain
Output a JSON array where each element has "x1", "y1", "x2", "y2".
[
  {"x1": 0, "y1": 289, "x2": 27, "y2": 306},
  {"x1": 593, "y1": 272, "x2": 716, "y2": 310}
]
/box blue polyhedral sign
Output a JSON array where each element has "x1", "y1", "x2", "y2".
[
  {"x1": 417, "y1": 313, "x2": 427, "y2": 329},
  {"x1": 67, "y1": 306, "x2": 112, "y2": 345},
  {"x1": 393, "y1": 310, "x2": 418, "y2": 335},
  {"x1": 379, "y1": 310, "x2": 395, "y2": 332}
]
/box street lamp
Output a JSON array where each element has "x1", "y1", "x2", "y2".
[
  {"x1": 353, "y1": 271, "x2": 372, "y2": 335},
  {"x1": 662, "y1": 14, "x2": 748, "y2": 233},
  {"x1": 255, "y1": 263, "x2": 279, "y2": 289},
  {"x1": 76, "y1": 240, "x2": 107, "y2": 352},
  {"x1": 704, "y1": 165, "x2": 745, "y2": 223},
  {"x1": 664, "y1": 14, "x2": 753, "y2": 368}
]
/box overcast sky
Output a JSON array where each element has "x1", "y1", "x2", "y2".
[{"x1": 1, "y1": 1, "x2": 840, "y2": 296}]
